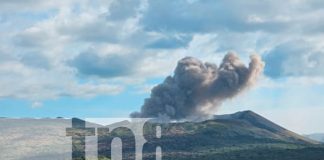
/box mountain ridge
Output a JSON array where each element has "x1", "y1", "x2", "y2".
[
  {"x1": 213, "y1": 110, "x2": 318, "y2": 144},
  {"x1": 106, "y1": 110, "x2": 324, "y2": 159},
  {"x1": 1, "y1": 110, "x2": 324, "y2": 160}
]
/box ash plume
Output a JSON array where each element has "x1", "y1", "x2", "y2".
[{"x1": 131, "y1": 52, "x2": 265, "y2": 120}]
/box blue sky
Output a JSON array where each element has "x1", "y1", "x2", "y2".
[{"x1": 1, "y1": 0, "x2": 324, "y2": 134}]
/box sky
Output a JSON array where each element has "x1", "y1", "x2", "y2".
[{"x1": 1, "y1": 0, "x2": 324, "y2": 134}]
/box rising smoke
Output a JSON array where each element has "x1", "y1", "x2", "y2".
[{"x1": 131, "y1": 52, "x2": 265, "y2": 120}]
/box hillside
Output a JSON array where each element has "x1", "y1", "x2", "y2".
[
  {"x1": 1, "y1": 111, "x2": 324, "y2": 160},
  {"x1": 213, "y1": 110, "x2": 317, "y2": 144},
  {"x1": 98, "y1": 111, "x2": 324, "y2": 160}
]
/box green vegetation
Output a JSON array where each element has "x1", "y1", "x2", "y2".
[
  {"x1": 98, "y1": 111, "x2": 324, "y2": 160},
  {"x1": 3, "y1": 111, "x2": 324, "y2": 160}
]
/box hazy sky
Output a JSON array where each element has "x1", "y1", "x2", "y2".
[{"x1": 1, "y1": 0, "x2": 324, "y2": 134}]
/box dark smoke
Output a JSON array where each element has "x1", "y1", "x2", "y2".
[{"x1": 131, "y1": 52, "x2": 265, "y2": 120}]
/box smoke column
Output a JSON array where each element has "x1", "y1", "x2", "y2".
[{"x1": 131, "y1": 52, "x2": 265, "y2": 120}]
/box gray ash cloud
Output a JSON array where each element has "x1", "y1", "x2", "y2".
[{"x1": 131, "y1": 52, "x2": 265, "y2": 120}]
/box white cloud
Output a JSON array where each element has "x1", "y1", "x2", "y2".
[
  {"x1": 31, "y1": 101, "x2": 43, "y2": 108},
  {"x1": 0, "y1": 60, "x2": 123, "y2": 101},
  {"x1": 1, "y1": 0, "x2": 324, "y2": 106},
  {"x1": 263, "y1": 40, "x2": 324, "y2": 78},
  {"x1": 247, "y1": 15, "x2": 265, "y2": 24}
]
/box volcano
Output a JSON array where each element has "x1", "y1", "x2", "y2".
[
  {"x1": 1, "y1": 111, "x2": 324, "y2": 160},
  {"x1": 98, "y1": 110, "x2": 324, "y2": 160}
]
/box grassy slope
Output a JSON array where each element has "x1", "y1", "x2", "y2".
[{"x1": 99, "y1": 111, "x2": 324, "y2": 160}]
